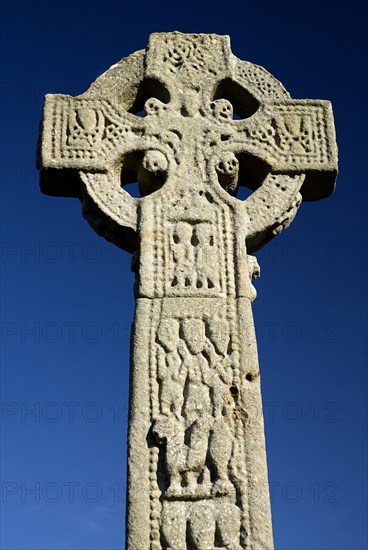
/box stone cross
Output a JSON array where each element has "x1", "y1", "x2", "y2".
[{"x1": 37, "y1": 32, "x2": 337, "y2": 550}]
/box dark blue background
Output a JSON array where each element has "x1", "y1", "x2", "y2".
[{"x1": 1, "y1": 1, "x2": 367, "y2": 549}]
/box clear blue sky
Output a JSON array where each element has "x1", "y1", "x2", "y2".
[{"x1": 0, "y1": 1, "x2": 367, "y2": 549}]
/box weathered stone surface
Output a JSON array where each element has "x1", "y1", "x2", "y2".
[{"x1": 37, "y1": 32, "x2": 337, "y2": 550}]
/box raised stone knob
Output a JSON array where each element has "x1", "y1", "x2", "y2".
[
  {"x1": 215, "y1": 151, "x2": 239, "y2": 193},
  {"x1": 210, "y1": 99, "x2": 233, "y2": 122},
  {"x1": 139, "y1": 150, "x2": 169, "y2": 196}
]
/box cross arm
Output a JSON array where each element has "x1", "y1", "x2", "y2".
[
  {"x1": 37, "y1": 94, "x2": 148, "y2": 197},
  {"x1": 231, "y1": 99, "x2": 337, "y2": 201},
  {"x1": 37, "y1": 93, "x2": 162, "y2": 252},
  {"x1": 212, "y1": 99, "x2": 338, "y2": 252}
]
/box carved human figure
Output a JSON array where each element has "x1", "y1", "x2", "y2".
[
  {"x1": 171, "y1": 222, "x2": 195, "y2": 288},
  {"x1": 156, "y1": 318, "x2": 184, "y2": 417},
  {"x1": 209, "y1": 339, "x2": 238, "y2": 495},
  {"x1": 208, "y1": 384, "x2": 235, "y2": 495},
  {"x1": 180, "y1": 319, "x2": 213, "y2": 493},
  {"x1": 194, "y1": 223, "x2": 219, "y2": 290},
  {"x1": 154, "y1": 318, "x2": 187, "y2": 495},
  {"x1": 206, "y1": 319, "x2": 230, "y2": 356},
  {"x1": 182, "y1": 354, "x2": 212, "y2": 493}
]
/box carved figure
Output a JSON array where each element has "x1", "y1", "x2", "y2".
[
  {"x1": 156, "y1": 319, "x2": 184, "y2": 416},
  {"x1": 195, "y1": 224, "x2": 219, "y2": 290},
  {"x1": 172, "y1": 222, "x2": 195, "y2": 288}
]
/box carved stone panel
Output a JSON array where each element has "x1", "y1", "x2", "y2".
[{"x1": 129, "y1": 294, "x2": 272, "y2": 549}]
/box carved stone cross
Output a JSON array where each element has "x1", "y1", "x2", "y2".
[{"x1": 37, "y1": 32, "x2": 337, "y2": 550}]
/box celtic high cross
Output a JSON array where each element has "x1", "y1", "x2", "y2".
[{"x1": 37, "y1": 33, "x2": 337, "y2": 550}]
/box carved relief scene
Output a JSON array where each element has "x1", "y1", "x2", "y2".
[
  {"x1": 151, "y1": 311, "x2": 248, "y2": 549},
  {"x1": 169, "y1": 222, "x2": 220, "y2": 292}
]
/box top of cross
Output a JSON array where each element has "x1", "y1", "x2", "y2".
[{"x1": 37, "y1": 32, "x2": 337, "y2": 253}]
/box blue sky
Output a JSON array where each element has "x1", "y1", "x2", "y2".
[{"x1": 0, "y1": 0, "x2": 367, "y2": 549}]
